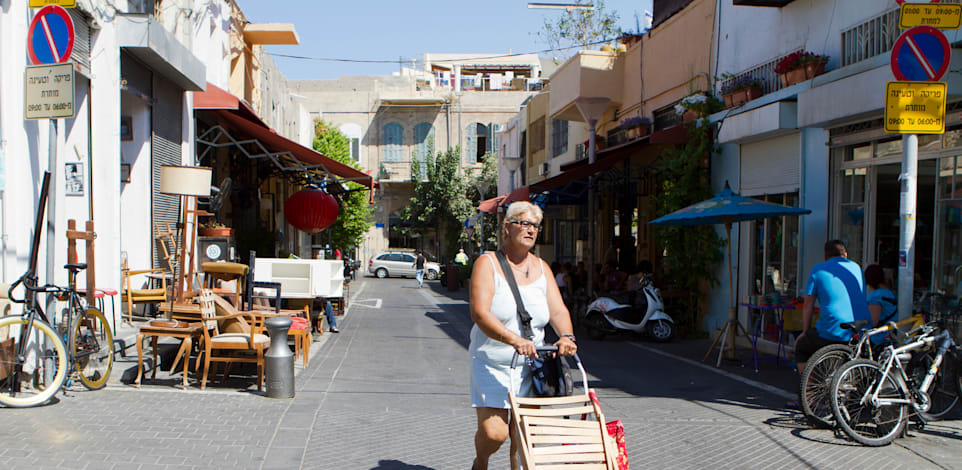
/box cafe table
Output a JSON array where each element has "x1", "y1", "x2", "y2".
[{"x1": 738, "y1": 302, "x2": 794, "y2": 372}]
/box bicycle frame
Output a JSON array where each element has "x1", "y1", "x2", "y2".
[{"x1": 867, "y1": 328, "x2": 952, "y2": 412}]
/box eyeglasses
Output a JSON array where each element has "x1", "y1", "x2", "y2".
[{"x1": 510, "y1": 220, "x2": 542, "y2": 231}]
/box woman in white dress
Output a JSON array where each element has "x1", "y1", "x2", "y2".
[{"x1": 468, "y1": 201, "x2": 577, "y2": 470}]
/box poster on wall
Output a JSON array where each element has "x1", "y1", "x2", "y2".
[{"x1": 65, "y1": 162, "x2": 84, "y2": 196}]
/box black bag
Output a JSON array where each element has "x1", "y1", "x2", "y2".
[{"x1": 495, "y1": 250, "x2": 572, "y2": 397}]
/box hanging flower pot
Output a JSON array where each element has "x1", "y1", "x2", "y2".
[{"x1": 284, "y1": 187, "x2": 339, "y2": 234}]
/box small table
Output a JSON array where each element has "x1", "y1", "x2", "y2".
[
  {"x1": 739, "y1": 303, "x2": 794, "y2": 372},
  {"x1": 135, "y1": 321, "x2": 201, "y2": 389}
]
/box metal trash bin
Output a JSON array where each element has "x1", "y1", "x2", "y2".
[{"x1": 264, "y1": 316, "x2": 295, "y2": 398}]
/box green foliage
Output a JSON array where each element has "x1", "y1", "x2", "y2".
[
  {"x1": 649, "y1": 107, "x2": 725, "y2": 336},
  {"x1": 401, "y1": 144, "x2": 475, "y2": 259},
  {"x1": 312, "y1": 120, "x2": 374, "y2": 251},
  {"x1": 536, "y1": 0, "x2": 621, "y2": 61},
  {"x1": 466, "y1": 152, "x2": 499, "y2": 251}
]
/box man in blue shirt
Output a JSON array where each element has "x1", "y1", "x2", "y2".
[{"x1": 794, "y1": 240, "x2": 871, "y2": 374}]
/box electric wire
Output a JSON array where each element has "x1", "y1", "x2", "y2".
[{"x1": 266, "y1": 37, "x2": 621, "y2": 64}]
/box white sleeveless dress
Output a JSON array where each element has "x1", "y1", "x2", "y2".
[{"x1": 469, "y1": 254, "x2": 550, "y2": 409}]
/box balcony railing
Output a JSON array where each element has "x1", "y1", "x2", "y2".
[
  {"x1": 431, "y1": 74, "x2": 544, "y2": 92},
  {"x1": 718, "y1": 51, "x2": 800, "y2": 101},
  {"x1": 840, "y1": 9, "x2": 900, "y2": 68}
]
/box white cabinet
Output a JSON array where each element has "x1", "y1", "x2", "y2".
[{"x1": 253, "y1": 258, "x2": 344, "y2": 299}]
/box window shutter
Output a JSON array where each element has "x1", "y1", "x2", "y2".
[
  {"x1": 67, "y1": 9, "x2": 91, "y2": 78},
  {"x1": 383, "y1": 123, "x2": 403, "y2": 162},
  {"x1": 465, "y1": 123, "x2": 477, "y2": 165},
  {"x1": 739, "y1": 134, "x2": 800, "y2": 196}
]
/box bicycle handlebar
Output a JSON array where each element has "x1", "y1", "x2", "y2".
[{"x1": 7, "y1": 274, "x2": 64, "y2": 304}]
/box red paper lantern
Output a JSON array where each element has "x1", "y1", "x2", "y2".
[{"x1": 284, "y1": 187, "x2": 339, "y2": 234}]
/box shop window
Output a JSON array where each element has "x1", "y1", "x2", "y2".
[
  {"x1": 936, "y1": 155, "x2": 962, "y2": 294},
  {"x1": 382, "y1": 122, "x2": 403, "y2": 162},
  {"x1": 751, "y1": 193, "x2": 801, "y2": 297},
  {"x1": 837, "y1": 167, "x2": 867, "y2": 265},
  {"x1": 340, "y1": 123, "x2": 363, "y2": 163}
]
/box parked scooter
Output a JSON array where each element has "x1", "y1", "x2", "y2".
[{"x1": 582, "y1": 274, "x2": 674, "y2": 342}]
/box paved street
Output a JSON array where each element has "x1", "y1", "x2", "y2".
[{"x1": 2, "y1": 276, "x2": 962, "y2": 469}]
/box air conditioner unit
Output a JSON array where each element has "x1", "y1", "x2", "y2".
[{"x1": 539, "y1": 162, "x2": 550, "y2": 176}]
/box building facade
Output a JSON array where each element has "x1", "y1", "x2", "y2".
[{"x1": 291, "y1": 54, "x2": 543, "y2": 263}]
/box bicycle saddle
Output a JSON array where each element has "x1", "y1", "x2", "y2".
[
  {"x1": 64, "y1": 263, "x2": 87, "y2": 272},
  {"x1": 840, "y1": 320, "x2": 870, "y2": 332}
]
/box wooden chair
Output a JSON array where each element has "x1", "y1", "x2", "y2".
[
  {"x1": 120, "y1": 252, "x2": 169, "y2": 323},
  {"x1": 245, "y1": 251, "x2": 314, "y2": 365},
  {"x1": 198, "y1": 292, "x2": 268, "y2": 390},
  {"x1": 202, "y1": 261, "x2": 248, "y2": 307}
]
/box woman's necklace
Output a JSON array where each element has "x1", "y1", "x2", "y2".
[{"x1": 508, "y1": 255, "x2": 530, "y2": 279}]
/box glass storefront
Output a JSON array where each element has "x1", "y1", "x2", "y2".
[
  {"x1": 833, "y1": 132, "x2": 958, "y2": 295},
  {"x1": 750, "y1": 193, "x2": 801, "y2": 296}
]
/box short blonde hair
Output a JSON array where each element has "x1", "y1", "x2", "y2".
[{"x1": 504, "y1": 201, "x2": 543, "y2": 226}]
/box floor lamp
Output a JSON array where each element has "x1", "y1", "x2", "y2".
[{"x1": 160, "y1": 165, "x2": 211, "y2": 304}]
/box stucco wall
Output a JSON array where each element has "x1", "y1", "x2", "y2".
[{"x1": 642, "y1": 0, "x2": 716, "y2": 114}]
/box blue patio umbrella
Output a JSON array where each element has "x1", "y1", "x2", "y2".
[{"x1": 650, "y1": 182, "x2": 811, "y2": 363}]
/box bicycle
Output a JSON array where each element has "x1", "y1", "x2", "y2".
[
  {"x1": 829, "y1": 322, "x2": 962, "y2": 446},
  {"x1": 0, "y1": 263, "x2": 114, "y2": 407},
  {"x1": 798, "y1": 314, "x2": 935, "y2": 429}
]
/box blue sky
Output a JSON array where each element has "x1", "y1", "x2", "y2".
[{"x1": 235, "y1": 0, "x2": 653, "y2": 80}]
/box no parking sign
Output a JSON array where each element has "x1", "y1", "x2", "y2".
[
  {"x1": 27, "y1": 5, "x2": 74, "y2": 66},
  {"x1": 890, "y1": 25, "x2": 951, "y2": 81}
]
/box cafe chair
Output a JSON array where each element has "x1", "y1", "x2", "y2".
[
  {"x1": 199, "y1": 292, "x2": 268, "y2": 391},
  {"x1": 202, "y1": 261, "x2": 249, "y2": 307},
  {"x1": 120, "y1": 253, "x2": 169, "y2": 323}
]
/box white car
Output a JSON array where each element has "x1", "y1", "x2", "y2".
[{"x1": 368, "y1": 252, "x2": 440, "y2": 280}]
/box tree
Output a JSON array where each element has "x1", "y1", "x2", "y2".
[
  {"x1": 400, "y1": 142, "x2": 474, "y2": 260},
  {"x1": 312, "y1": 120, "x2": 373, "y2": 253},
  {"x1": 536, "y1": 0, "x2": 621, "y2": 61},
  {"x1": 649, "y1": 108, "x2": 724, "y2": 337}
]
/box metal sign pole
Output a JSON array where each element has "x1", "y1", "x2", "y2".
[{"x1": 898, "y1": 133, "x2": 918, "y2": 320}]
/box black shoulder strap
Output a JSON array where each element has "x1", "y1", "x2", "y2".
[{"x1": 495, "y1": 250, "x2": 534, "y2": 340}]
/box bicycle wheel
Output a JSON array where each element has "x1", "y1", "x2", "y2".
[
  {"x1": 0, "y1": 315, "x2": 68, "y2": 408},
  {"x1": 830, "y1": 359, "x2": 907, "y2": 446},
  {"x1": 69, "y1": 306, "x2": 113, "y2": 390},
  {"x1": 799, "y1": 344, "x2": 853, "y2": 429},
  {"x1": 908, "y1": 350, "x2": 959, "y2": 420}
]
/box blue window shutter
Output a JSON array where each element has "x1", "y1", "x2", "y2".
[
  {"x1": 465, "y1": 123, "x2": 477, "y2": 164},
  {"x1": 413, "y1": 122, "x2": 433, "y2": 179},
  {"x1": 383, "y1": 122, "x2": 403, "y2": 162}
]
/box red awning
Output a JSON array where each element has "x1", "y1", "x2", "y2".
[
  {"x1": 477, "y1": 187, "x2": 529, "y2": 213},
  {"x1": 193, "y1": 83, "x2": 374, "y2": 195},
  {"x1": 478, "y1": 195, "x2": 505, "y2": 213},
  {"x1": 192, "y1": 82, "x2": 263, "y2": 124},
  {"x1": 532, "y1": 148, "x2": 630, "y2": 192}
]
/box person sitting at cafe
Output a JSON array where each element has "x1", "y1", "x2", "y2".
[{"x1": 601, "y1": 260, "x2": 627, "y2": 294}]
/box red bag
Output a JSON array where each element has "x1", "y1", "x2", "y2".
[{"x1": 588, "y1": 391, "x2": 629, "y2": 470}]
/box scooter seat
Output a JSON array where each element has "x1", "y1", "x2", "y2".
[{"x1": 607, "y1": 306, "x2": 644, "y2": 325}]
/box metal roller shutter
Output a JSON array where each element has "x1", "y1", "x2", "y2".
[
  {"x1": 739, "y1": 133, "x2": 800, "y2": 197},
  {"x1": 67, "y1": 8, "x2": 90, "y2": 77},
  {"x1": 151, "y1": 76, "x2": 184, "y2": 269}
]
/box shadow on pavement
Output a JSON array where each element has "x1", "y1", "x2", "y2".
[{"x1": 370, "y1": 460, "x2": 435, "y2": 469}]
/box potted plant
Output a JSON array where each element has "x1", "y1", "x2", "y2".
[
  {"x1": 775, "y1": 51, "x2": 829, "y2": 87},
  {"x1": 674, "y1": 93, "x2": 724, "y2": 122},
  {"x1": 719, "y1": 75, "x2": 763, "y2": 108},
  {"x1": 801, "y1": 52, "x2": 830, "y2": 79},
  {"x1": 199, "y1": 221, "x2": 232, "y2": 237},
  {"x1": 619, "y1": 116, "x2": 651, "y2": 139}
]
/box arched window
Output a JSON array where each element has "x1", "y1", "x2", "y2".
[
  {"x1": 382, "y1": 122, "x2": 403, "y2": 162},
  {"x1": 466, "y1": 122, "x2": 487, "y2": 164},
  {"x1": 339, "y1": 123, "x2": 363, "y2": 163},
  {"x1": 413, "y1": 122, "x2": 434, "y2": 179}
]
